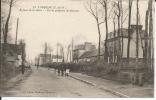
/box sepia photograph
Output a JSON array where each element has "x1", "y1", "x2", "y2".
[{"x1": 0, "y1": 0, "x2": 154, "y2": 98}]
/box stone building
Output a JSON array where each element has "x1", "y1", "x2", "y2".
[
  {"x1": 73, "y1": 42, "x2": 96, "y2": 63},
  {"x1": 107, "y1": 25, "x2": 145, "y2": 64}
]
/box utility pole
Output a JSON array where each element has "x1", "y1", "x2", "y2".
[{"x1": 15, "y1": 18, "x2": 19, "y2": 45}]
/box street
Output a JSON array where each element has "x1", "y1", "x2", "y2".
[{"x1": 1, "y1": 66, "x2": 117, "y2": 97}]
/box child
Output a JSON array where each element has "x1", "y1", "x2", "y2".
[{"x1": 65, "y1": 68, "x2": 70, "y2": 77}]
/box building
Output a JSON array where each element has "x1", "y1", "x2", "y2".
[
  {"x1": 107, "y1": 25, "x2": 145, "y2": 64},
  {"x1": 73, "y1": 42, "x2": 96, "y2": 63},
  {"x1": 52, "y1": 55, "x2": 63, "y2": 63},
  {"x1": 39, "y1": 54, "x2": 52, "y2": 66},
  {"x1": 1, "y1": 43, "x2": 24, "y2": 67},
  {"x1": 78, "y1": 49, "x2": 104, "y2": 63}
]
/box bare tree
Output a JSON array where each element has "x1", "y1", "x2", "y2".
[
  {"x1": 60, "y1": 46, "x2": 65, "y2": 63},
  {"x1": 3, "y1": 0, "x2": 13, "y2": 44},
  {"x1": 113, "y1": 0, "x2": 122, "y2": 62},
  {"x1": 127, "y1": 0, "x2": 133, "y2": 62},
  {"x1": 112, "y1": 13, "x2": 116, "y2": 63},
  {"x1": 110, "y1": 0, "x2": 128, "y2": 63},
  {"x1": 144, "y1": 0, "x2": 153, "y2": 71},
  {"x1": 19, "y1": 39, "x2": 26, "y2": 74},
  {"x1": 98, "y1": 0, "x2": 109, "y2": 62},
  {"x1": 44, "y1": 42, "x2": 48, "y2": 64},
  {"x1": 85, "y1": 0, "x2": 103, "y2": 60},
  {"x1": 1, "y1": 0, "x2": 18, "y2": 55},
  {"x1": 66, "y1": 45, "x2": 71, "y2": 62},
  {"x1": 135, "y1": 0, "x2": 139, "y2": 74},
  {"x1": 15, "y1": 18, "x2": 19, "y2": 45},
  {"x1": 120, "y1": 0, "x2": 129, "y2": 57}
]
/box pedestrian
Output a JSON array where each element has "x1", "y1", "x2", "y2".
[
  {"x1": 61, "y1": 64, "x2": 64, "y2": 76},
  {"x1": 65, "y1": 68, "x2": 70, "y2": 77},
  {"x1": 58, "y1": 67, "x2": 60, "y2": 76},
  {"x1": 54, "y1": 66, "x2": 57, "y2": 74}
]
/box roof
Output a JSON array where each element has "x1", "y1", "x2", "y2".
[
  {"x1": 40, "y1": 54, "x2": 51, "y2": 57},
  {"x1": 79, "y1": 49, "x2": 104, "y2": 59},
  {"x1": 74, "y1": 44, "x2": 85, "y2": 50},
  {"x1": 108, "y1": 28, "x2": 145, "y2": 40}
]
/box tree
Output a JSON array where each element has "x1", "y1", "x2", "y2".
[
  {"x1": 66, "y1": 45, "x2": 71, "y2": 62},
  {"x1": 144, "y1": 0, "x2": 153, "y2": 71},
  {"x1": 113, "y1": 0, "x2": 122, "y2": 62},
  {"x1": 3, "y1": 0, "x2": 13, "y2": 44},
  {"x1": 85, "y1": 0, "x2": 104, "y2": 60},
  {"x1": 148, "y1": 0, "x2": 153, "y2": 71},
  {"x1": 1, "y1": 0, "x2": 18, "y2": 54},
  {"x1": 60, "y1": 46, "x2": 65, "y2": 63},
  {"x1": 112, "y1": 11, "x2": 116, "y2": 63},
  {"x1": 19, "y1": 40, "x2": 26, "y2": 74},
  {"x1": 120, "y1": 0, "x2": 129, "y2": 57},
  {"x1": 127, "y1": 0, "x2": 133, "y2": 62},
  {"x1": 135, "y1": 0, "x2": 139, "y2": 74},
  {"x1": 98, "y1": 0, "x2": 109, "y2": 62},
  {"x1": 44, "y1": 42, "x2": 48, "y2": 64}
]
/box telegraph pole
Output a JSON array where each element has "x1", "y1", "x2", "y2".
[{"x1": 15, "y1": 18, "x2": 19, "y2": 45}]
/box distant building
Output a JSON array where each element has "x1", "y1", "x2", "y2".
[
  {"x1": 52, "y1": 55, "x2": 63, "y2": 63},
  {"x1": 39, "y1": 54, "x2": 52, "y2": 66},
  {"x1": 78, "y1": 49, "x2": 104, "y2": 63},
  {"x1": 107, "y1": 25, "x2": 145, "y2": 64},
  {"x1": 73, "y1": 42, "x2": 96, "y2": 63}
]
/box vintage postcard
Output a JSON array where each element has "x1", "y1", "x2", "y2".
[{"x1": 0, "y1": 0, "x2": 154, "y2": 98}]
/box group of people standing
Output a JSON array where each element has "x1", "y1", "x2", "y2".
[{"x1": 54, "y1": 63, "x2": 70, "y2": 77}]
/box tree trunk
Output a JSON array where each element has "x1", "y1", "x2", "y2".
[
  {"x1": 136, "y1": 0, "x2": 139, "y2": 74},
  {"x1": 97, "y1": 19, "x2": 101, "y2": 60},
  {"x1": 113, "y1": 17, "x2": 116, "y2": 63},
  {"x1": 127, "y1": 0, "x2": 132, "y2": 62},
  {"x1": 21, "y1": 43, "x2": 26, "y2": 74},
  {"x1": 148, "y1": 0, "x2": 153, "y2": 72},
  {"x1": 3, "y1": 0, "x2": 13, "y2": 56},
  {"x1": 144, "y1": 10, "x2": 149, "y2": 66},
  {"x1": 4, "y1": 0, "x2": 13, "y2": 44},
  {"x1": 104, "y1": 1, "x2": 108, "y2": 62},
  {"x1": 120, "y1": 0, "x2": 124, "y2": 58},
  {"x1": 15, "y1": 18, "x2": 19, "y2": 45},
  {"x1": 116, "y1": 1, "x2": 121, "y2": 63}
]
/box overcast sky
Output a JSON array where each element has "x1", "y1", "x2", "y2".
[{"x1": 6, "y1": 0, "x2": 149, "y2": 61}]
